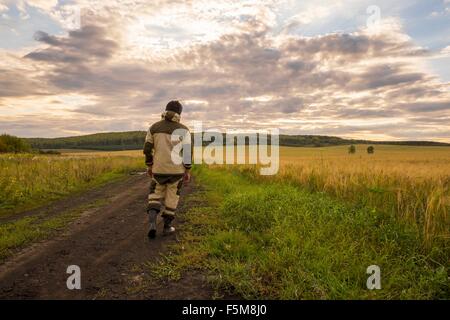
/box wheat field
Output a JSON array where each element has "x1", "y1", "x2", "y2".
[
  {"x1": 1, "y1": 145, "x2": 449, "y2": 246},
  {"x1": 202, "y1": 144, "x2": 450, "y2": 247},
  {"x1": 276, "y1": 145, "x2": 450, "y2": 246}
]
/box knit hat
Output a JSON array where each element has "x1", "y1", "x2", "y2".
[{"x1": 165, "y1": 100, "x2": 183, "y2": 115}]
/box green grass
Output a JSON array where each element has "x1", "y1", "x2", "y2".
[
  {"x1": 0, "y1": 199, "x2": 107, "y2": 262},
  {"x1": 151, "y1": 166, "x2": 449, "y2": 299}
]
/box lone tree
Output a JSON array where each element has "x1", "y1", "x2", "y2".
[
  {"x1": 367, "y1": 146, "x2": 375, "y2": 154},
  {"x1": 348, "y1": 145, "x2": 356, "y2": 154}
]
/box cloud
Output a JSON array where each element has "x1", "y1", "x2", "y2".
[
  {"x1": 401, "y1": 101, "x2": 450, "y2": 113},
  {"x1": 0, "y1": 3, "x2": 8, "y2": 13},
  {"x1": 0, "y1": 0, "x2": 449, "y2": 141},
  {"x1": 0, "y1": 51, "x2": 53, "y2": 98},
  {"x1": 25, "y1": 25, "x2": 119, "y2": 63},
  {"x1": 25, "y1": 0, "x2": 58, "y2": 12},
  {"x1": 0, "y1": 69, "x2": 45, "y2": 97},
  {"x1": 349, "y1": 65, "x2": 424, "y2": 90}
]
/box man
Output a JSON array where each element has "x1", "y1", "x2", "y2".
[{"x1": 143, "y1": 100, "x2": 191, "y2": 239}]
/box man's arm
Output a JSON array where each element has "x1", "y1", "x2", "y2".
[{"x1": 143, "y1": 128, "x2": 154, "y2": 176}]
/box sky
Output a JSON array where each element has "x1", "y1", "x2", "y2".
[{"x1": 0, "y1": 0, "x2": 449, "y2": 141}]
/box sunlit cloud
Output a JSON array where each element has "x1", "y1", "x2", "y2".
[{"x1": 0, "y1": 0, "x2": 449, "y2": 141}]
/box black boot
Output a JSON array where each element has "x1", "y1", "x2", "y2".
[
  {"x1": 162, "y1": 215, "x2": 175, "y2": 235},
  {"x1": 147, "y1": 209, "x2": 158, "y2": 239}
]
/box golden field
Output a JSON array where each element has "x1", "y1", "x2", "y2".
[
  {"x1": 195, "y1": 144, "x2": 449, "y2": 246},
  {"x1": 1, "y1": 145, "x2": 449, "y2": 246},
  {"x1": 227, "y1": 145, "x2": 450, "y2": 247}
]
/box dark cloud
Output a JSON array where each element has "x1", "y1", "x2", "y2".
[
  {"x1": 24, "y1": 25, "x2": 119, "y2": 64},
  {"x1": 282, "y1": 33, "x2": 427, "y2": 60},
  {"x1": 386, "y1": 86, "x2": 444, "y2": 100},
  {"x1": 332, "y1": 108, "x2": 399, "y2": 119},
  {"x1": 266, "y1": 97, "x2": 303, "y2": 114},
  {"x1": 409, "y1": 116, "x2": 450, "y2": 124},
  {"x1": 349, "y1": 65, "x2": 424, "y2": 90},
  {"x1": 284, "y1": 60, "x2": 316, "y2": 73},
  {"x1": 401, "y1": 101, "x2": 450, "y2": 113},
  {"x1": 0, "y1": 69, "x2": 49, "y2": 97},
  {"x1": 33, "y1": 31, "x2": 61, "y2": 46}
]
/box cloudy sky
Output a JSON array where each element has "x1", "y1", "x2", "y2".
[{"x1": 0, "y1": 0, "x2": 449, "y2": 141}]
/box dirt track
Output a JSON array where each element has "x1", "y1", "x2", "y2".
[{"x1": 0, "y1": 174, "x2": 213, "y2": 299}]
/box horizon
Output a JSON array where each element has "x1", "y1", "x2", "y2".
[
  {"x1": 18, "y1": 129, "x2": 450, "y2": 145},
  {"x1": 1, "y1": 1, "x2": 450, "y2": 142}
]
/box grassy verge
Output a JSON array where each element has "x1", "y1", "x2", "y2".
[
  {"x1": 0, "y1": 154, "x2": 145, "y2": 218},
  {"x1": 152, "y1": 166, "x2": 449, "y2": 299},
  {"x1": 0, "y1": 199, "x2": 107, "y2": 262}
]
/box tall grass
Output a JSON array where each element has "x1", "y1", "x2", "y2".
[
  {"x1": 155, "y1": 166, "x2": 449, "y2": 299},
  {"x1": 277, "y1": 163, "x2": 448, "y2": 247},
  {"x1": 210, "y1": 145, "x2": 450, "y2": 246},
  {"x1": 0, "y1": 153, "x2": 144, "y2": 216}
]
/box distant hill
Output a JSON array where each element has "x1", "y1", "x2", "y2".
[
  {"x1": 26, "y1": 131, "x2": 146, "y2": 151},
  {"x1": 25, "y1": 131, "x2": 450, "y2": 151},
  {"x1": 277, "y1": 135, "x2": 450, "y2": 147}
]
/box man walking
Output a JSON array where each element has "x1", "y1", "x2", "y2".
[{"x1": 143, "y1": 100, "x2": 191, "y2": 239}]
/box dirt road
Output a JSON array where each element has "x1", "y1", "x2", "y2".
[{"x1": 0, "y1": 173, "x2": 213, "y2": 299}]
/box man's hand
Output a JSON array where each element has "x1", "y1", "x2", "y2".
[
  {"x1": 183, "y1": 170, "x2": 191, "y2": 183},
  {"x1": 147, "y1": 166, "x2": 153, "y2": 177}
]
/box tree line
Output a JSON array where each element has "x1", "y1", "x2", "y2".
[
  {"x1": 0, "y1": 134, "x2": 31, "y2": 153},
  {"x1": 25, "y1": 131, "x2": 450, "y2": 151},
  {"x1": 0, "y1": 131, "x2": 440, "y2": 153}
]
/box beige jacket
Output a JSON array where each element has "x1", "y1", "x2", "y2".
[{"x1": 143, "y1": 111, "x2": 192, "y2": 175}]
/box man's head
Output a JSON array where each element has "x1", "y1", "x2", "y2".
[{"x1": 165, "y1": 100, "x2": 183, "y2": 115}]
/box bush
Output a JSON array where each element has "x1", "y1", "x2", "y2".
[{"x1": 0, "y1": 134, "x2": 31, "y2": 153}]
